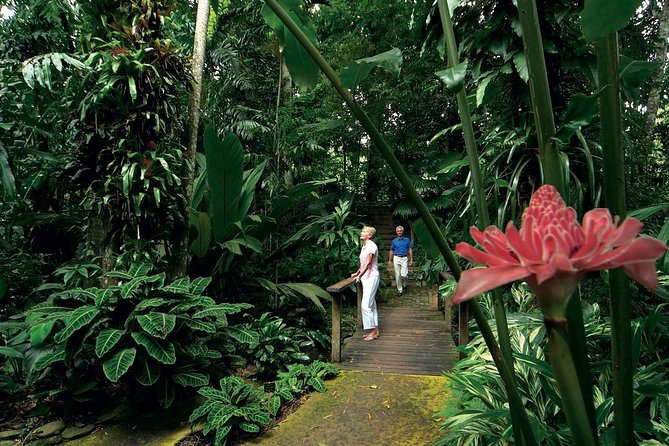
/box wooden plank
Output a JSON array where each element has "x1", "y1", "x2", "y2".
[
  {"x1": 331, "y1": 293, "x2": 341, "y2": 363},
  {"x1": 356, "y1": 283, "x2": 362, "y2": 328},
  {"x1": 326, "y1": 276, "x2": 356, "y2": 293},
  {"x1": 339, "y1": 298, "x2": 458, "y2": 376}
]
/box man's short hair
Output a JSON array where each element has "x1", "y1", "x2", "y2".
[{"x1": 395, "y1": 226, "x2": 404, "y2": 231}]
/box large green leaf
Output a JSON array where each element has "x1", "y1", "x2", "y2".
[
  {"x1": 135, "y1": 355, "x2": 161, "y2": 386},
  {"x1": 137, "y1": 312, "x2": 176, "y2": 339},
  {"x1": 33, "y1": 349, "x2": 66, "y2": 371},
  {"x1": 0, "y1": 142, "x2": 16, "y2": 201},
  {"x1": 224, "y1": 326, "x2": 259, "y2": 345},
  {"x1": 190, "y1": 277, "x2": 212, "y2": 295},
  {"x1": 555, "y1": 93, "x2": 600, "y2": 143},
  {"x1": 103, "y1": 348, "x2": 137, "y2": 382},
  {"x1": 95, "y1": 329, "x2": 125, "y2": 358},
  {"x1": 283, "y1": 283, "x2": 331, "y2": 314},
  {"x1": 341, "y1": 48, "x2": 403, "y2": 90},
  {"x1": 475, "y1": 74, "x2": 501, "y2": 107},
  {"x1": 161, "y1": 278, "x2": 190, "y2": 294},
  {"x1": 413, "y1": 217, "x2": 448, "y2": 260},
  {"x1": 239, "y1": 162, "x2": 266, "y2": 219},
  {"x1": 29, "y1": 320, "x2": 57, "y2": 346},
  {"x1": 173, "y1": 372, "x2": 209, "y2": 387},
  {"x1": 512, "y1": 52, "x2": 528, "y2": 83},
  {"x1": 193, "y1": 303, "x2": 253, "y2": 319},
  {"x1": 436, "y1": 61, "x2": 468, "y2": 94},
  {"x1": 269, "y1": 180, "x2": 334, "y2": 220},
  {"x1": 53, "y1": 306, "x2": 100, "y2": 343},
  {"x1": 262, "y1": 1, "x2": 320, "y2": 90},
  {"x1": 619, "y1": 56, "x2": 660, "y2": 101},
  {"x1": 189, "y1": 212, "x2": 212, "y2": 258},
  {"x1": 0, "y1": 346, "x2": 23, "y2": 359},
  {"x1": 581, "y1": 0, "x2": 644, "y2": 42},
  {"x1": 205, "y1": 125, "x2": 243, "y2": 242},
  {"x1": 182, "y1": 318, "x2": 216, "y2": 333},
  {"x1": 131, "y1": 332, "x2": 177, "y2": 364}
]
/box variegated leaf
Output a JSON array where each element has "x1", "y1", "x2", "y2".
[
  {"x1": 53, "y1": 306, "x2": 100, "y2": 343},
  {"x1": 95, "y1": 328, "x2": 125, "y2": 358},
  {"x1": 102, "y1": 348, "x2": 136, "y2": 382},
  {"x1": 137, "y1": 312, "x2": 176, "y2": 339},
  {"x1": 131, "y1": 332, "x2": 176, "y2": 364}
]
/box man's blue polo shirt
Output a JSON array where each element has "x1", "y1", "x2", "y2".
[{"x1": 390, "y1": 237, "x2": 413, "y2": 256}]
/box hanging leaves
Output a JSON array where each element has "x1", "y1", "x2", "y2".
[
  {"x1": 262, "y1": 0, "x2": 320, "y2": 90},
  {"x1": 341, "y1": 48, "x2": 404, "y2": 90},
  {"x1": 436, "y1": 60, "x2": 468, "y2": 94},
  {"x1": 580, "y1": 0, "x2": 644, "y2": 42}
]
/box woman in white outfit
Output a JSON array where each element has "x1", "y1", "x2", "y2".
[{"x1": 351, "y1": 226, "x2": 380, "y2": 341}]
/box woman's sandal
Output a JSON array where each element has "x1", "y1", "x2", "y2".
[{"x1": 363, "y1": 333, "x2": 379, "y2": 341}]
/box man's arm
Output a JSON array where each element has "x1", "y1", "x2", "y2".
[{"x1": 409, "y1": 247, "x2": 414, "y2": 265}]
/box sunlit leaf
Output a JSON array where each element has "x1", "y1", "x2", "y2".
[{"x1": 341, "y1": 48, "x2": 403, "y2": 90}]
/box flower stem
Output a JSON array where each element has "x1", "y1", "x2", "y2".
[{"x1": 546, "y1": 323, "x2": 597, "y2": 446}]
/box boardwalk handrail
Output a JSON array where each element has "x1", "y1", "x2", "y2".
[
  {"x1": 326, "y1": 276, "x2": 362, "y2": 362},
  {"x1": 438, "y1": 271, "x2": 468, "y2": 352}
]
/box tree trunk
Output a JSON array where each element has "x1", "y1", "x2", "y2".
[
  {"x1": 172, "y1": 0, "x2": 211, "y2": 278},
  {"x1": 275, "y1": 54, "x2": 293, "y2": 186},
  {"x1": 644, "y1": 0, "x2": 669, "y2": 142}
]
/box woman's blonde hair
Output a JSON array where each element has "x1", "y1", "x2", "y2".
[{"x1": 362, "y1": 225, "x2": 376, "y2": 238}]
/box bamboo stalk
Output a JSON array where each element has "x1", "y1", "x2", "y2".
[
  {"x1": 516, "y1": 0, "x2": 598, "y2": 440},
  {"x1": 596, "y1": 32, "x2": 635, "y2": 445}
]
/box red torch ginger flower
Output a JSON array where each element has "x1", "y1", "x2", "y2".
[{"x1": 452, "y1": 185, "x2": 667, "y2": 317}]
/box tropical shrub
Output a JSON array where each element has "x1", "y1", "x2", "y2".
[
  {"x1": 0, "y1": 320, "x2": 26, "y2": 398},
  {"x1": 189, "y1": 361, "x2": 338, "y2": 446},
  {"x1": 189, "y1": 375, "x2": 272, "y2": 446},
  {"x1": 241, "y1": 312, "x2": 314, "y2": 378},
  {"x1": 273, "y1": 360, "x2": 339, "y2": 403},
  {"x1": 17, "y1": 263, "x2": 257, "y2": 407}
]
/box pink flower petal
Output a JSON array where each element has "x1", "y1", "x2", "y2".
[
  {"x1": 451, "y1": 265, "x2": 531, "y2": 304},
  {"x1": 583, "y1": 236, "x2": 668, "y2": 270},
  {"x1": 621, "y1": 262, "x2": 659, "y2": 292},
  {"x1": 506, "y1": 222, "x2": 541, "y2": 264},
  {"x1": 455, "y1": 242, "x2": 515, "y2": 267},
  {"x1": 608, "y1": 217, "x2": 643, "y2": 246}
]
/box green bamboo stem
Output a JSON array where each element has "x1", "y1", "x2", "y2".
[
  {"x1": 596, "y1": 33, "x2": 635, "y2": 445},
  {"x1": 516, "y1": 0, "x2": 564, "y2": 194},
  {"x1": 546, "y1": 325, "x2": 598, "y2": 446},
  {"x1": 261, "y1": 3, "x2": 536, "y2": 443},
  {"x1": 437, "y1": 2, "x2": 533, "y2": 445},
  {"x1": 516, "y1": 0, "x2": 598, "y2": 441}
]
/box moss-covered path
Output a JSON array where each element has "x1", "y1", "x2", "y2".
[{"x1": 244, "y1": 370, "x2": 451, "y2": 446}]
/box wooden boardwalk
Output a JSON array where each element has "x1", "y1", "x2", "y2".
[{"x1": 339, "y1": 285, "x2": 458, "y2": 375}]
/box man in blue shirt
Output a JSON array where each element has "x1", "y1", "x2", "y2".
[{"x1": 388, "y1": 225, "x2": 413, "y2": 296}]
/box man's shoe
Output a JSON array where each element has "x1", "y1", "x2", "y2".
[
  {"x1": 398, "y1": 290, "x2": 403, "y2": 296},
  {"x1": 403, "y1": 286, "x2": 408, "y2": 294}
]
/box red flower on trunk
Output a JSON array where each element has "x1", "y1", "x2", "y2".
[{"x1": 452, "y1": 185, "x2": 667, "y2": 315}]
